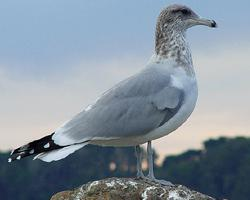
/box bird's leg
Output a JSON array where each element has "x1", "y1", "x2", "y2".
[
  {"x1": 147, "y1": 141, "x2": 155, "y2": 179},
  {"x1": 135, "y1": 145, "x2": 145, "y2": 179},
  {"x1": 146, "y1": 141, "x2": 174, "y2": 186}
]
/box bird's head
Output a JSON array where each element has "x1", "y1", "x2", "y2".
[{"x1": 157, "y1": 4, "x2": 217, "y2": 33}]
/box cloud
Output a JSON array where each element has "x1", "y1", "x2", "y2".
[{"x1": 0, "y1": 56, "x2": 146, "y2": 150}]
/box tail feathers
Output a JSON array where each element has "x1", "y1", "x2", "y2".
[
  {"x1": 8, "y1": 132, "x2": 64, "y2": 163},
  {"x1": 33, "y1": 143, "x2": 87, "y2": 162}
]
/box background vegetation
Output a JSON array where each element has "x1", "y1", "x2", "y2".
[{"x1": 1, "y1": 137, "x2": 250, "y2": 200}]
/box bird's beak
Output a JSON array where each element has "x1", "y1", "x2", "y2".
[{"x1": 188, "y1": 17, "x2": 217, "y2": 28}]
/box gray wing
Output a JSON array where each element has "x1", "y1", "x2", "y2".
[{"x1": 53, "y1": 67, "x2": 184, "y2": 146}]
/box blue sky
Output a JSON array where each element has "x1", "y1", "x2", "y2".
[
  {"x1": 0, "y1": 0, "x2": 250, "y2": 160},
  {"x1": 1, "y1": 0, "x2": 249, "y2": 71}
]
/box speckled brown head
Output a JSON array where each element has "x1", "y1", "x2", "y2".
[{"x1": 155, "y1": 4, "x2": 217, "y2": 60}]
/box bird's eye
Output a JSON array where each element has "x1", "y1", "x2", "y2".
[
  {"x1": 172, "y1": 8, "x2": 191, "y2": 15},
  {"x1": 180, "y1": 9, "x2": 191, "y2": 15}
]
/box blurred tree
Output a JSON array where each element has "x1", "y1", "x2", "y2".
[
  {"x1": 1, "y1": 137, "x2": 250, "y2": 200},
  {"x1": 157, "y1": 137, "x2": 250, "y2": 200},
  {"x1": 0, "y1": 146, "x2": 137, "y2": 200}
]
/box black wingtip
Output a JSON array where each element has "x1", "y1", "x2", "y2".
[{"x1": 8, "y1": 132, "x2": 63, "y2": 163}]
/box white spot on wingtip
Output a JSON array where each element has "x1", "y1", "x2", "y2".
[
  {"x1": 44, "y1": 143, "x2": 50, "y2": 148},
  {"x1": 17, "y1": 155, "x2": 21, "y2": 160},
  {"x1": 10, "y1": 149, "x2": 14, "y2": 155},
  {"x1": 29, "y1": 149, "x2": 34, "y2": 154},
  {"x1": 8, "y1": 158, "x2": 12, "y2": 163}
]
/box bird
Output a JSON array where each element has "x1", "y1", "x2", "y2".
[{"x1": 8, "y1": 4, "x2": 216, "y2": 185}]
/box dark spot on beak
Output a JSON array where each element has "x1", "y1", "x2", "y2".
[{"x1": 211, "y1": 20, "x2": 217, "y2": 28}]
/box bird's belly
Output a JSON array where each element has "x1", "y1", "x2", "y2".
[{"x1": 91, "y1": 137, "x2": 148, "y2": 147}]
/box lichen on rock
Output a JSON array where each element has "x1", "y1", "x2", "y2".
[{"x1": 51, "y1": 177, "x2": 215, "y2": 200}]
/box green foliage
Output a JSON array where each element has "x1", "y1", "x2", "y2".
[
  {"x1": 0, "y1": 146, "x2": 137, "y2": 200},
  {"x1": 157, "y1": 137, "x2": 250, "y2": 200},
  {"x1": 1, "y1": 137, "x2": 250, "y2": 200}
]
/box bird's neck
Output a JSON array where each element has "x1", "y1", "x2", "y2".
[{"x1": 155, "y1": 29, "x2": 194, "y2": 74}]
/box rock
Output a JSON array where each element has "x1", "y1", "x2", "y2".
[{"x1": 51, "y1": 177, "x2": 215, "y2": 200}]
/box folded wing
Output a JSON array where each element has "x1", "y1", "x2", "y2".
[{"x1": 53, "y1": 67, "x2": 184, "y2": 146}]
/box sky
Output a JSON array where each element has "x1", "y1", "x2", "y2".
[{"x1": 0, "y1": 0, "x2": 250, "y2": 161}]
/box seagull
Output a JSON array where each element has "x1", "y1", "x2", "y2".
[{"x1": 8, "y1": 4, "x2": 216, "y2": 185}]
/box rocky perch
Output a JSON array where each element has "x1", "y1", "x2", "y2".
[{"x1": 51, "y1": 177, "x2": 215, "y2": 200}]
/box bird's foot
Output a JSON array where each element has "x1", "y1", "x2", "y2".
[
  {"x1": 136, "y1": 172, "x2": 146, "y2": 180},
  {"x1": 143, "y1": 175, "x2": 174, "y2": 186},
  {"x1": 151, "y1": 179, "x2": 174, "y2": 186}
]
